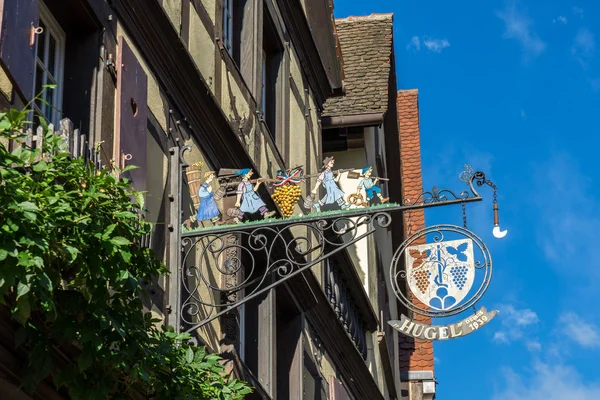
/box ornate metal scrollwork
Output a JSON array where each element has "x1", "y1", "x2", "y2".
[
  {"x1": 403, "y1": 185, "x2": 472, "y2": 207},
  {"x1": 390, "y1": 224, "x2": 492, "y2": 318},
  {"x1": 180, "y1": 212, "x2": 392, "y2": 332}
]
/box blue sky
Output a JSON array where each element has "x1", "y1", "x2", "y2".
[{"x1": 333, "y1": 1, "x2": 600, "y2": 398}]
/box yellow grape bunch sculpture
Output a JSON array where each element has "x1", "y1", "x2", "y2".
[{"x1": 270, "y1": 167, "x2": 305, "y2": 218}]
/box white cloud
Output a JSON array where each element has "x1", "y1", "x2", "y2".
[
  {"x1": 406, "y1": 36, "x2": 450, "y2": 53},
  {"x1": 526, "y1": 340, "x2": 542, "y2": 352},
  {"x1": 492, "y1": 362, "x2": 600, "y2": 400},
  {"x1": 493, "y1": 304, "x2": 539, "y2": 345},
  {"x1": 553, "y1": 16, "x2": 568, "y2": 24},
  {"x1": 558, "y1": 312, "x2": 600, "y2": 349},
  {"x1": 493, "y1": 331, "x2": 509, "y2": 344},
  {"x1": 552, "y1": 15, "x2": 569, "y2": 25},
  {"x1": 532, "y1": 153, "x2": 598, "y2": 274},
  {"x1": 406, "y1": 36, "x2": 421, "y2": 51},
  {"x1": 572, "y1": 28, "x2": 595, "y2": 68},
  {"x1": 573, "y1": 6, "x2": 584, "y2": 19},
  {"x1": 423, "y1": 38, "x2": 450, "y2": 53},
  {"x1": 496, "y1": 1, "x2": 546, "y2": 60},
  {"x1": 493, "y1": 312, "x2": 600, "y2": 400}
]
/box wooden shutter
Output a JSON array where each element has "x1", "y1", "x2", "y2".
[
  {"x1": 116, "y1": 36, "x2": 148, "y2": 193},
  {"x1": 0, "y1": 0, "x2": 39, "y2": 101},
  {"x1": 329, "y1": 376, "x2": 347, "y2": 400}
]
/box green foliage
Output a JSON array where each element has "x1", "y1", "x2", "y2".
[{"x1": 0, "y1": 103, "x2": 252, "y2": 399}]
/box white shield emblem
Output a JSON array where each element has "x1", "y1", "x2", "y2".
[{"x1": 405, "y1": 239, "x2": 475, "y2": 311}]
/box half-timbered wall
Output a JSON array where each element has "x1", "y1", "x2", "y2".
[{"x1": 0, "y1": 0, "x2": 399, "y2": 398}]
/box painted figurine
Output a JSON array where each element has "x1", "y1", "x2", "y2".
[
  {"x1": 234, "y1": 168, "x2": 276, "y2": 224},
  {"x1": 310, "y1": 156, "x2": 350, "y2": 212},
  {"x1": 196, "y1": 170, "x2": 222, "y2": 224},
  {"x1": 356, "y1": 166, "x2": 389, "y2": 204}
]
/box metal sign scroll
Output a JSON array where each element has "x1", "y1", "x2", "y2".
[
  {"x1": 389, "y1": 307, "x2": 498, "y2": 340},
  {"x1": 388, "y1": 224, "x2": 498, "y2": 340}
]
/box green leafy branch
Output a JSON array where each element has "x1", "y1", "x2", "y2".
[{"x1": 0, "y1": 94, "x2": 251, "y2": 399}]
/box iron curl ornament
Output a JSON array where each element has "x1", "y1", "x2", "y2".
[{"x1": 179, "y1": 212, "x2": 392, "y2": 333}]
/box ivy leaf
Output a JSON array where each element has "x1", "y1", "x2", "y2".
[
  {"x1": 39, "y1": 272, "x2": 53, "y2": 291},
  {"x1": 114, "y1": 211, "x2": 137, "y2": 219},
  {"x1": 135, "y1": 192, "x2": 145, "y2": 211},
  {"x1": 65, "y1": 245, "x2": 79, "y2": 262},
  {"x1": 130, "y1": 367, "x2": 139, "y2": 381},
  {"x1": 23, "y1": 211, "x2": 37, "y2": 221},
  {"x1": 78, "y1": 348, "x2": 94, "y2": 372},
  {"x1": 122, "y1": 165, "x2": 139, "y2": 173},
  {"x1": 102, "y1": 224, "x2": 116, "y2": 240},
  {"x1": 238, "y1": 387, "x2": 253, "y2": 395},
  {"x1": 117, "y1": 270, "x2": 129, "y2": 282},
  {"x1": 194, "y1": 347, "x2": 206, "y2": 363},
  {"x1": 13, "y1": 296, "x2": 31, "y2": 324},
  {"x1": 186, "y1": 347, "x2": 194, "y2": 364},
  {"x1": 139, "y1": 369, "x2": 150, "y2": 383},
  {"x1": 0, "y1": 249, "x2": 7, "y2": 261},
  {"x1": 120, "y1": 250, "x2": 131, "y2": 263},
  {"x1": 0, "y1": 116, "x2": 11, "y2": 131},
  {"x1": 17, "y1": 201, "x2": 39, "y2": 212},
  {"x1": 110, "y1": 237, "x2": 130, "y2": 246},
  {"x1": 33, "y1": 160, "x2": 48, "y2": 172},
  {"x1": 17, "y1": 282, "x2": 30, "y2": 298}
]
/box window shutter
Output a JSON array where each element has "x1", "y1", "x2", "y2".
[
  {"x1": 329, "y1": 376, "x2": 347, "y2": 400},
  {"x1": 0, "y1": 0, "x2": 39, "y2": 101},
  {"x1": 116, "y1": 36, "x2": 148, "y2": 194}
]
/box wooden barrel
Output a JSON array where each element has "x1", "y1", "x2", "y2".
[
  {"x1": 214, "y1": 186, "x2": 226, "y2": 201},
  {"x1": 227, "y1": 207, "x2": 243, "y2": 218},
  {"x1": 186, "y1": 165, "x2": 204, "y2": 208},
  {"x1": 303, "y1": 193, "x2": 315, "y2": 209}
]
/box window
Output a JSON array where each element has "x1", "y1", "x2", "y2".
[
  {"x1": 222, "y1": 0, "x2": 247, "y2": 69},
  {"x1": 33, "y1": 2, "x2": 65, "y2": 126},
  {"x1": 303, "y1": 352, "x2": 329, "y2": 400},
  {"x1": 222, "y1": 0, "x2": 233, "y2": 54},
  {"x1": 261, "y1": 50, "x2": 267, "y2": 116},
  {"x1": 261, "y1": 9, "x2": 283, "y2": 139}
]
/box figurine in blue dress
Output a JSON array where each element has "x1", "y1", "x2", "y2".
[
  {"x1": 196, "y1": 171, "x2": 221, "y2": 224},
  {"x1": 233, "y1": 168, "x2": 276, "y2": 224},
  {"x1": 310, "y1": 156, "x2": 350, "y2": 212}
]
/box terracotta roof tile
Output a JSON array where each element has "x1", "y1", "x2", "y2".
[{"x1": 322, "y1": 14, "x2": 394, "y2": 117}]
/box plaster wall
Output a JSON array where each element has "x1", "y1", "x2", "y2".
[
  {"x1": 189, "y1": 9, "x2": 216, "y2": 91},
  {"x1": 162, "y1": 0, "x2": 182, "y2": 33}
]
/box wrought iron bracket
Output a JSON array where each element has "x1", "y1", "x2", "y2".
[{"x1": 169, "y1": 156, "x2": 492, "y2": 333}]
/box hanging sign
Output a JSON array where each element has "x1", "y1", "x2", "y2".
[
  {"x1": 388, "y1": 225, "x2": 497, "y2": 340},
  {"x1": 185, "y1": 156, "x2": 395, "y2": 228}
]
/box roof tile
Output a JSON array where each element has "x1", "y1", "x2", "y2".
[{"x1": 322, "y1": 14, "x2": 394, "y2": 117}]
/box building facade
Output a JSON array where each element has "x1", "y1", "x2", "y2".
[{"x1": 0, "y1": 1, "x2": 434, "y2": 399}]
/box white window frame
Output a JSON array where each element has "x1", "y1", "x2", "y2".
[
  {"x1": 222, "y1": 0, "x2": 233, "y2": 54},
  {"x1": 32, "y1": 1, "x2": 65, "y2": 127}
]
